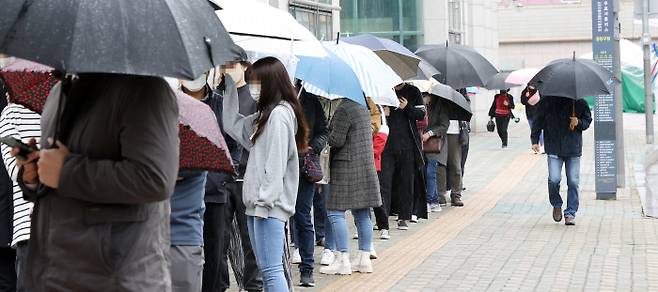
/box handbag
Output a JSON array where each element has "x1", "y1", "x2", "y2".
[
  {"x1": 487, "y1": 120, "x2": 496, "y2": 132},
  {"x1": 317, "y1": 145, "x2": 331, "y2": 185},
  {"x1": 301, "y1": 151, "x2": 323, "y2": 183},
  {"x1": 423, "y1": 136, "x2": 443, "y2": 153}
]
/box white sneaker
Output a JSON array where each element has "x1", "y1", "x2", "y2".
[
  {"x1": 291, "y1": 247, "x2": 301, "y2": 264},
  {"x1": 353, "y1": 232, "x2": 359, "y2": 239},
  {"x1": 319, "y1": 252, "x2": 352, "y2": 275},
  {"x1": 410, "y1": 215, "x2": 419, "y2": 223},
  {"x1": 430, "y1": 203, "x2": 442, "y2": 212},
  {"x1": 352, "y1": 251, "x2": 373, "y2": 273},
  {"x1": 379, "y1": 229, "x2": 390, "y2": 240},
  {"x1": 320, "y1": 249, "x2": 336, "y2": 266},
  {"x1": 370, "y1": 244, "x2": 378, "y2": 259}
]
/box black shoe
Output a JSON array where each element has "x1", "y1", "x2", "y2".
[
  {"x1": 315, "y1": 238, "x2": 325, "y2": 247},
  {"x1": 397, "y1": 220, "x2": 409, "y2": 230},
  {"x1": 300, "y1": 270, "x2": 315, "y2": 287}
]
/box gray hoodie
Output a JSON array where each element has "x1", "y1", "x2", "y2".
[{"x1": 222, "y1": 77, "x2": 299, "y2": 221}]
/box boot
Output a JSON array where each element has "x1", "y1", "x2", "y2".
[
  {"x1": 352, "y1": 251, "x2": 373, "y2": 273},
  {"x1": 451, "y1": 193, "x2": 464, "y2": 207},
  {"x1": 320, "y1": 252, "x2": 352, "y2": 275}
]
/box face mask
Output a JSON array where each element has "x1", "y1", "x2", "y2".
[
  {"x1": 248, "y1": 84, "x2": 261, "y2": 101},
  {"x1": 224, "y1": 66, "x2": 244, "y2": 84},
  {"x1": 0, "y1": 57, "x2": 15, "y2": 68},
  {"x1": 181, "y1": 74, "x2": 207, "y2": 92}
]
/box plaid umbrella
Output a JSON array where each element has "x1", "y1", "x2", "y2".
[
  {"x1": 175, "y1": 90, "x2": 234, "y2": 173},
  {"x1": 0, "y1": 59, "x2": 58, "y2": 114}
]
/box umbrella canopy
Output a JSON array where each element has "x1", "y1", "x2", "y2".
[
  {"x1": 175, "y1": 90, "x2": 234, "y2": 173},
  {"x1": 415, "y1": 43, "x2": 498, "y2": 89},
  {"x1": 0, "y1": 59, "x2": 58, "y2": 114},
  {"x1": 0, "y1": 0, "x2": 239, "y2": 80},
  {"x1": 325, "y1": 42, "x2": 402, "y2": 107},
  {"x1": 408, "y1": 59, "x2": 441, "y2": 81},
  {"x1": 342, "y1": 34, "x2": 421, "y2": 80},
  {"x1": 484, "y1": 72, "x2": 518, "y2": 90},
  {"x1": 216, "y1": 0, "x2": 326, "y2": 58},
  {"x1": 296, "y1": 51, "x2": 366, "y2": 106},
  {"x1": 528, "y1": 57, "x2": 615, "y2": 100},
  {"x1": 505, "y1": 68, "x2": 540, "y2": 85},
  {"x1": 410, "y1": 79, "x2": 472, "y2": 121}
]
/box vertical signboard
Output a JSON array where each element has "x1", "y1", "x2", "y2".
[{"x1": 592, "y1": 0, "x2": 617, "y2": 199}]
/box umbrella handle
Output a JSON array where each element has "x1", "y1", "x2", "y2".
[{"x1": 572, "y1": 100, "x2": 576, "y2": 117}]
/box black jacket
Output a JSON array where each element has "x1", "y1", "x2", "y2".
[
  {"x1": 531, "y1": 96, "x2": 592, "y2": 157},
  {"x1": 300, "y1": 90, "x2": 329, "y2": 154},
  {"x1": 384, "y1": 84, "x2": 426, "y2": 167},
  {"x1": 520, "y1": 88, "x2": 538, "y2": 119},
  {"x1": 489, "y1": 93, "x2": 515, "y2": 118}
]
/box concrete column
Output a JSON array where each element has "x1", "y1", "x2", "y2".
[{"x1": 422, "y1": 0, "x2": 449, "y2": 45}]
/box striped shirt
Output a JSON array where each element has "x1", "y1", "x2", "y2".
[{"x1": 0, "y1": 104, "x2": 41, "y2": 247}]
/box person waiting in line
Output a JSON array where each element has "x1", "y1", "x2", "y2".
[
  {"x1": 222, "y1": 57, "x2": 308, "y2": 292},
  {"x1": 489, "y1": 89, "x2": 515, "y2": 148},
  {"x1": 320, "y1": 96, "x2": 381, "y2": 276},
  {"x1": 374, "y1": 83, "x2": 425, "y2": 238},
  {"x1": 521, "y1": 85, "x2": 544, "y2": 154},
  {"x1": 422, "y1": 93, "x2": 450, "y2": 212}
]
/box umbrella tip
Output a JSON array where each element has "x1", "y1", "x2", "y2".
[{"x1": 336, "y1": 32, "x2": 340, "y2": 44}]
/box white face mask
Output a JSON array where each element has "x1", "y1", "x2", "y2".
[
  {"x1": 0, "y1": 57, "x2": 15, "y2": 69},
  {"x1": 181, "y1": 74, "x2": 207, "y2": 92},
  {"x1": 248, "y1": 84, "x2": 261, "y2": 101}
]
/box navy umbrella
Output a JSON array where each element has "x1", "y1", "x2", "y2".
[
  {"x1": 0, "y1": 0, "x2": 239, "y2": 80},
  {"x1": 416, "y1": 43, "x2": 498, "y2": 89},
  {"x1": 342, "y1": 34, "x2": 421, "y2": 80},
  {"x1": 528, "y1": 56, "x2": 615, "y2": 100}
]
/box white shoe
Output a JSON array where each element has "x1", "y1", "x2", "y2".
[
  {"x1": 291, "y1": 247, "x2": 301, "y2": 264},
  {"x1": 352, "y1": 251, "x2": 373, "y2": 273},
  {"x1": 370, "y1": 244, "x2": 378, "y2": 259},
  {"x1": 319, "y1": 252, "x2": 352, "y2": 275},
  {"x1": 379, "y1": 229, "x2": 390, "y2": 240},
  {"x1": 410, "y1": 215, "x2": 418, "y2": 223},
  {"x1": 353, "y1": 232, "x2": 359, "y2": 239},
  {"x1": 320, "y1": 249, "x2": 336, "y2": 266},
  {"x1": 430, "y1": 203, "x2": 442, "y2": 212}
]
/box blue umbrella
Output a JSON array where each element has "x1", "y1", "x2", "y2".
[{"x1": 295, "y1": 50, "x2": 366, "y2": 106}]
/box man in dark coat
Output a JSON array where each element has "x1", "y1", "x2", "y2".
[
  {"x1": 374, "y1": 83, "x2": 425, "y2": 236},
  {"x1": 531, "y1": 96, "x2": 592, "y2": 226}
]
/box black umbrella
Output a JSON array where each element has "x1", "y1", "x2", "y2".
[
  {"x1": 342, "y1": 34, "x2": 421, "y2": 79},
  {"x1": 427, "y1": 82, "x2": 472, "y2": 121},
  {"x1": 528, "y1": 56, "x2": 615, "y2": 99},
  {"x1": 415, "y1": 42, "x2": 498, "y2": 89},
  {"x1": 484, "y1": 72, "x2": 518, "y2": 90},
  {"x1": 410, "y1": 59, "x2": 442, "y2": 81},
  {"x1": 0, "y1": 0, "x2": 239, "y2": 80}
]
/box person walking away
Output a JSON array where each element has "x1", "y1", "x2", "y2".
[
  {"x1": 291, "y1": 87, "x2": 328, "y2": 287},
  {"x1": 209, "y1": 57, "x2": 264, "y2": 292},
  {"x1": 222, "y1": 57, "x2": 308, "y2": 292},
  {"x1": 0, "y1": 101, "x2": 40, "y2": 292},
  {"x1": 422, "y1": 94, "x2": 450, "y2": 212},
  {"x1": 14, "y1": 74, "x2": 178, "y2": 291},
  {"x1": 319, "y1": 96, "x2": 381, "y2": 275},
  {"x1": 374, "y1": 83, "x2": 425, "y2": 237},
  {"x1": 489, "y1": 89, "x2": 515, "y2": 148},
  {"x1": 531, "y1": 96, "x2": 591, "y2": 226},
  {"x1": 0, "y1": 75, "x2": 18, "y2": 291},
  {"x1": 521, "y1": 85, "x2": 544, "y2": 154}
]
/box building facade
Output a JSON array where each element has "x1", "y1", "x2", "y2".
[{"x1": 254, "y1": 0, "x2": 342, "y2": 41}]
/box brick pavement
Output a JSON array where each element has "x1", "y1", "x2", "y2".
[{"x1": 228, "y1": 114, "x2": 658, "y2": 292}]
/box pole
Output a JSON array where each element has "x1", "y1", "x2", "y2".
[
  {"x1": 614, "y1": 0, "x2": 626, "y2": 187},
  {"x1": 643, "y1": 0, "x2": 655, "y2": 144}
]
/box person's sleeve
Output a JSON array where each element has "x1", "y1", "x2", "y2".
[
  {"x1": 510, "y1": 94, "x2": 516, "y2": 109},
  {"x1": 531, "y1": 101, "x2": 545, "y2": 144},
  {"x1": 520, "y1": 90, "x2": 530, "y2": 106},
  {"x1": 373, "y1": 129, "x2": 388, "y2": 157},
  {"x1": 426, "y1": 101, "x2": 449, "y2": 137},
  {"x1": 58, "y1": 81, "x2": 179, "y2": 204},
  {"x1": 328, "y1": 104, "x2": 350, "y2": 148},
  {"x1": 403, "y1": 88, "x2": 425, "y2": 121},
  {"x1": 0, "y1": 107, "x2": 21, "y2": 182},
  {"x1": 309, "y1": 97, "x2": 329, "y2": 153},
  {"x1": 576, "y1": 99, "x2": 592, "y2": 131},
  {"x1": 222, "y1": 76, "x2": 257, "y2": 150},
  {"x1": 254, "y1": 108, "x2": 294, "y2": 218},
  {"x1": 489, "y1": 98, "x2": 496, "y2": 118}
]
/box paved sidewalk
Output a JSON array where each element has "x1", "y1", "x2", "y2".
[{"x1": 228, "y1": 114, "x2": 658, "y2": 292}]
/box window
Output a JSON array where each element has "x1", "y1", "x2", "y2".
[
  {"x1": 448, "y1": 0, "x2": 463, "y2": 45},
  {"x1": 340, "y1": 0, "x2": 423, "y2": 51},
  {"x1": 290, "y1": 5, "x2": 334, "y2": 41}
]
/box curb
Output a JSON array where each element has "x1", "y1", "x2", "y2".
[{"x1": 637, "y1": 145, "x2": 658, "y2": 218}]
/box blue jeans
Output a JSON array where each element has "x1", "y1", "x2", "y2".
[
  {"x1": 327, "y1": 209, "x2": 372, "y2": 252},
  {"x1": 425, "y1": 159, "x2": 439, "y2": 204},
  {"x1": 528, "y1": 119, "x2": 544, "y2": 146},
  {"x1": 313, "y1": 184, "x2": 328, "y2": 241},
  {"x1": 292, "y1": 179, "x2": 315, "y2": 272},
  {"x1": 547, "y1": 155, "x2": 581, "y2": 217},
  {"x1": 246, "y1": 216, "x2": 287, "y2": 292}
]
